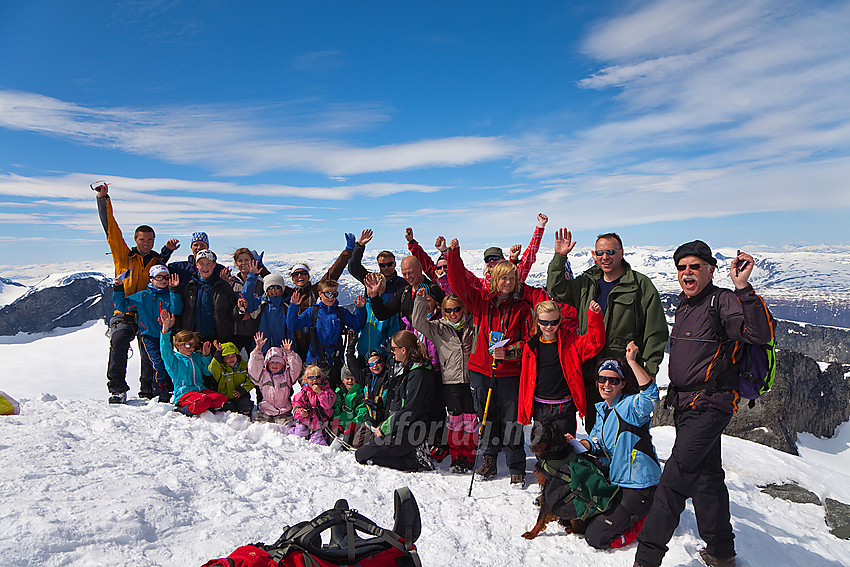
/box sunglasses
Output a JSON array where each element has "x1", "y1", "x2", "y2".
[
  {"x1": 443, "y1": 306, "x2": 462, "y2": 314},
  {"x1": 182, "y1": 343, "x2": 196, "y2": 350},
  {"x1": 390, "y1": 345, "x2": 404, "y2": 351},
  {"x1": 267, "y1": 285, "x2": 282, "y2": 290},
  {"x1": 378, "y1": 261, "x2": 395, "y2": 268},
  {"x1": 367, "y1": 360, "x2": 384, "y2": 367},
  {"x1": 676, "y1": 263, "x2": 705, "y2": 271},
  {"x1": 593, "y1": 249, "x2": 620, "y2": 257},
  {"x1": 597, "y1": 374, "x2": 622, "y2": 385},
  {"x1": 484, "y1": 255, "x2": 502, "y2": 263},
  {"x1": 323, "y1": 291, "x2": 339, "y2": 298},
  {"x1": 538, "y1": 318, "x2": 561, "y2": 327},
  {"x1": 434, "y1": 265, "x2": 447, "y2": 272},
  {"x1": 291, "y1": 270, "x2": 308, "y2": 278}
]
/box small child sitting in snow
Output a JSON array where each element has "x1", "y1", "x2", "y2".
[
  {"x1": 248, "y1": 332, "x2": 302, "y2": 426},
  {"x1": 331, "y1": 366, "x2": 367, "y2": 447},
  {"x1": 290, "y1": 365, "x2": 337, "y2": 445},
  {"x1": 159, "y1": 310, "x2": 228, "y2": 416},
  {"x1": 208, "y1": 341, "x2": 254, "y2": 416}
]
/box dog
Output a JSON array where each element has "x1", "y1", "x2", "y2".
[{"x1": 522, "y1": 419, "x2": 587, "y2": 540}]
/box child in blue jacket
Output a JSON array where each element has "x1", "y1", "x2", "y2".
[
  {"x1": 287, "y1": 279, "x2": 367, "y2": 388},
  {"x1": 241, "y1": 260, "x2": 290, "y2": 353},
  {"x1": 159, "y1": 310, "x2": 228, "y2": 415},
  {"x1": 113, "y1": 265, "x2": 183, "y2": 401}
]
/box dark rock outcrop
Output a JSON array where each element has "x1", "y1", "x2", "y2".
[
  {"x1": 759, "y1": 483, "x2": 821, "y2": 505},
  {"x1": 653, "y1": 350, "x2": 850, "y2": 455},
  {"x1": 0, "y1": 275, "x2": 114, "y2": 336},
  {"x1": 774, "y1": 320, "x2": 850, "y2": 364}
]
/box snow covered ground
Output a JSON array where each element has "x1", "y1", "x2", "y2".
[{"x1": 2, "y1": 324, "x2": 850, "y2": 566}]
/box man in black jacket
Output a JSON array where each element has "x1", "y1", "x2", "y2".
[{"x1": 635, "y1": 241, "x2": 774, "y2": 567}]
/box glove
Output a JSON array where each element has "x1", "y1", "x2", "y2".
[
  {"x1": 345, "y1": 233, "x2": 356, "y2": 251},
  {"x1": 250, "y1": 249, "x2": 264, "y2": 265}
]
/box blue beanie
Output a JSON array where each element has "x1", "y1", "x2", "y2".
[{"x1": 192, "y1": 231, "x2": 209, "y2": 246}]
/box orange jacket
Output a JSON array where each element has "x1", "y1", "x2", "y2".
[{"x1": 517, "y1": 305, "x2": 605, "y2": 424}]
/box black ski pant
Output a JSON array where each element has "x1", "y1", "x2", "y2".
[
  {"x1": 635, "y1": 407, "x2": 734, "y2": 567},
  {"x1": 470, "y1": 371, "x2": 526, "y2": 476},
  {"x1": 585, "y1": 485, "x2": 656, "y2": 549},
  {"x1": 355, "y1": 436, "x2": 418, "y2": 471},
  {"x1": 106, "y1": 315, "x2": 153, "y2": 395}
]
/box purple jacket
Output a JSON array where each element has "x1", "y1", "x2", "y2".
[
  {"x1": 248, "y1": 347, "x2": 302, "y2": 417},
  {"x1": 292, "y1": 383, "x2": 337, "y2": 430}
]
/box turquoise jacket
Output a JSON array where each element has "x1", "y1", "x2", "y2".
[
  {"x1": 587, "y1": 381, "x2": 662, "y2": 489},
  {"x1": 160, "y1": 330, "x2": 212, "y2": 403},
  {"x1": 113, "y1": 285, "x2": 183, "y2": 338}
]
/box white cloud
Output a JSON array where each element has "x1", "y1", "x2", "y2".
[{"x1": 0, "y1": 91, "x2": 512, "y2": 176}]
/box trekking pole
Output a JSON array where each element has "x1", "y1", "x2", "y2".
[{"x1": 467, "y1": 359, "x2": 498, "y2": 497}]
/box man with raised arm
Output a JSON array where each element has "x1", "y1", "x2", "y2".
[
  {"x1": 547, "y1": 229, "x2": 668, "y2": 430},
  {"x1": 94, "y1": 182, "x2": 178, "y2": 403}
]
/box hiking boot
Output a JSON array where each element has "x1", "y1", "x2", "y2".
[
  {"x1": 429, "y1": 446, "x2": 450, "y2": 462},
  {"x1": 138, "y1": 390, "x2": 156, "y2": 400},
  {"x1": 699, "y1": 549, "x2": 737, "y2": 567},
  {"x1": 476, "y1": 455, "x2": 497, "y2": 479},
  {"x1": 450, "y1": 457, "x2": 473, "y2": 474},
  {"x1": 510, "y1": 473, "x2": 526, "y2": 489},
  {"x1": 108, "y1": 392, "x2": 126, "y2": 404},
  {"x1": 157, "y1": 391, "x2": 172, "y2": 403},
  {"x1": 415, "y1": 444, "x2": 435, "y2": 471}
]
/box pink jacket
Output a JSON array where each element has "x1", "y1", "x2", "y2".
[
  {"x1": 248, "y1": 347, "x2": 302, "y2": 417},
  {"x1": 292, "y1": 383, "x2": 337, "y2": 430}
]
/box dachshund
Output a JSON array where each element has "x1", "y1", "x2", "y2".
[{"x1": 522, "y1": 419, "x2": 587, "y2": 540}]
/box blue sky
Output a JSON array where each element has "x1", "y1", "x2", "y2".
[{"x1": 1, "y1": 0, "x2": 848, "y2": 266}]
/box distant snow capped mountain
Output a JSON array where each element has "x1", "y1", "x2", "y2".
[{"x1": 0, "y1": 276, "x2": 28, "y2": 308}]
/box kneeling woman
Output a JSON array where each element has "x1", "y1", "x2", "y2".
[
  {"x1": 355, "y1": 330, "x2": 435, "y2": 471},
  {"x1": 570, "y1": 341, "x2": 662, "y2": 550}
]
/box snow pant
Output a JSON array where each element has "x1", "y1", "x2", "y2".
[
  {"x1": 635, "y1": 407, "x2": 734, "y2": 567},
  {"x1": 532, "y1": 398, "x2": 577, "y2": 437},
  {"x1": 470, "y1": 371, "x2": 526, "y2": 475},
  {"x1": 355, "y1": 435, "x2": 419, "y2": 471},
  {"x1": 444, "y1": 383, "x2": 477, "y2": 466},
  {"x1": 427, "y1": 376, "x2": 447, "y2": 449},
  {"x1": 106, "y1": 314, "x2": 153, "y2": 396},
  {"x1": 140, "y1": 335, "x2": 173, "y2": 399},
  {"x1": 222, "y1": 395, "x2": 254, "y2": 415},
  {"x1": 289, "y1": 422, "x2": 327, "y2": 445},
  {"x1": 256, "y1": 412, "x2": 293, "y2": 426},
  {"x1": 351, "y1": 422, "x2": 375, "y2": 449},
  {"x1": 176, "y1": 389, "x2": 229, "y2": 415},
  {"x1": 585, "y1": 485, "x2": 656, "y2": 549}
]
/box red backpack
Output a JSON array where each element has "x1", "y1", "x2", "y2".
[{"x1": 202, "y1": 487, "x2": 421, "y2": 567}]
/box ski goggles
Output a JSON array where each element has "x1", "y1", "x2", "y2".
[
  {"x1": 484, "y1": 255, "x2": 502, "y2": 263},
  {"x1": 322, "y1": 291, "x2": 339, "y2": 298}
]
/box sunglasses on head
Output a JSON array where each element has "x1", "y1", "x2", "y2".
[
  {"x1": 443, "y1": 306, "x2": 462, "y2": 314},
  {"x1": 484, "y1": 255, "x2": 502, "y2": 263},
  {"x1": 378, "y1": 261, "x2": 395, "y2": 268},
  {"x1": 597, "y1": 374, "x2": 622, "y2": 385},
  {"x1": 676, "y1": 263, "x2": 705, "y2": 271},
  {"x1": 593, "y1": 249, "x2": 620, "y2": 257},
  {"x1": 323, "y1": 291, "x2": 339, "y2": 298},
  {"x1": 538, "y1": 318, "x2": 560, "y2": 327}
]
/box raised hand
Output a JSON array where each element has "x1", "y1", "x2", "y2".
[
  {"x1": 435, "y1": 236, "x2": 447, "y2": 253},
  {"x1": 405, "y1": 227, "x2": 414, "y2": 242},
  {"x1": 165, "y1": 238, "x2": 180, "y2": 251},
  {"x1": 219, "y1": 266, "x2": 233, "y2": 282},
  {"x1": 237, "y1": 296, "x2": 247, "y2": 310},
  {"x1": 509, "y1": 244, "x2": 522, "y2": 262},
  {"x1": 168, "y1": 273, "x2": 180, "y2": 289},
  {"x1": 213, "y1": 340, "x2": 222, "y2": 352},
  {"x1": 416, "y1": 287, "x2": 426, "y2": 298},
  {"x1": 253, "y1": 332, "x2": 267, "y2": 351},
  {"x1": 358, "y1": 229, "x2": 373, "y2": 246},
  {"x1": 537, "y1": 213, "x2": 548, "y2": 228},
  {"x1": 202, "y1": 341, "x2": 211, "y2": 356},
  {"x1": 160, "y1": 309, "x2": 175, "y2": 332},
  {"x1": 363, "y1": 273, "x2": 382, "y2": 298},
  {"x1": 281, "y1": 338, "x2": 293, "y2": 353},
  {"x1": 448, "y1": 238, "x2": 459, "y2": 251},
  {"x1": 589, "y1": 300, "x2": 602, "y2": 314},
  {"x1": 553, "y1": 228, "x2": 576, "y2": 257},
  {"x1": 247, "y1": 259, "x2": 261, "y2": 274},
  {"x1": 354, "y1": 294, "x2": 366, "y2": 308},
  {"x1": 730, "y1": 250, "x2": 755, "y2": 290},
  {"x1": 290, "y1": 289, "x2": 302, "y2": 305},
  {"x1": 92, "y1": 182, "x2": 109, "y2": 198},
  {"x1": 626, "y1": 341, "x2": 639, "y2": 362}
]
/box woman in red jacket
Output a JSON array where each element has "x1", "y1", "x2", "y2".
[
  {"x1": 518, "y1": 300, "x2": 605, "y2": 436},
  {"x1": 446, "y1": 239, "x2": 534, "y2": 487}
]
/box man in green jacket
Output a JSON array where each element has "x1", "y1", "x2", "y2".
[{"x1": 547, "y1": 229, "x2": 668, "y2": 430}]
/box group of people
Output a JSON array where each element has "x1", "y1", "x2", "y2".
[{"x1": 96, "y1": 182, "x2": 773, "y2": 567}]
